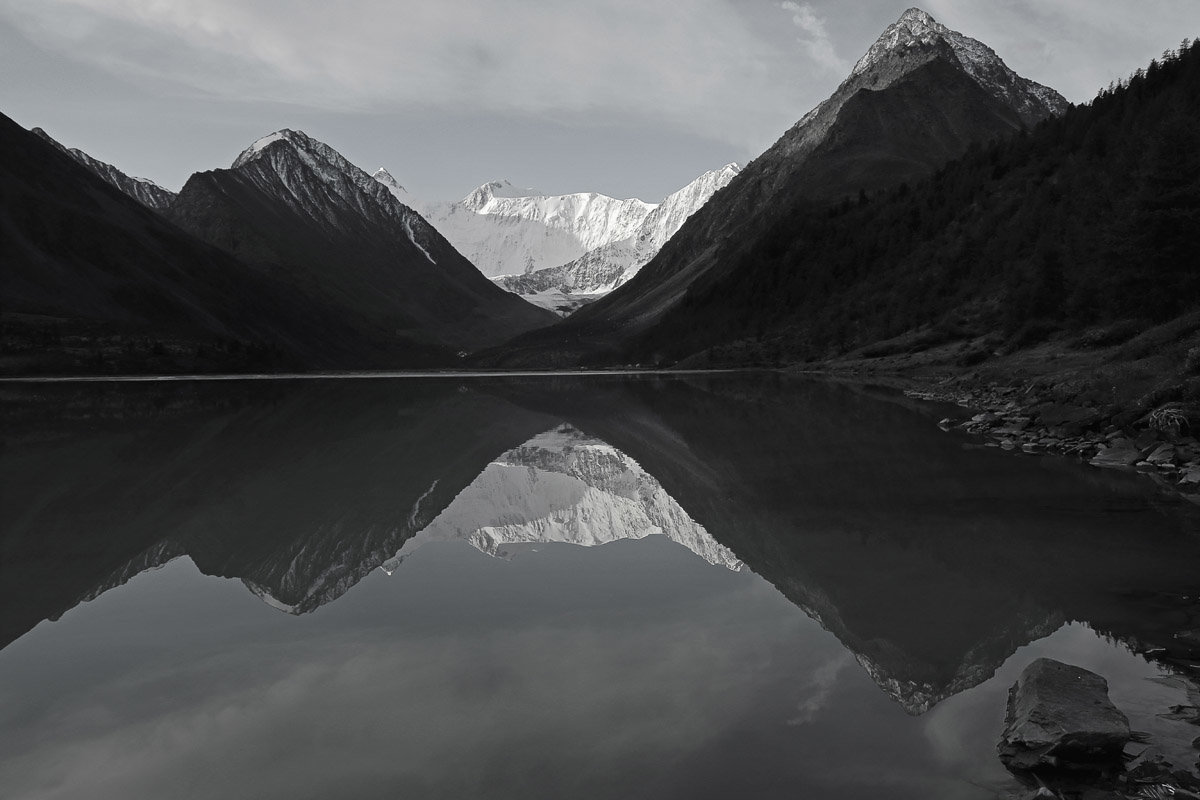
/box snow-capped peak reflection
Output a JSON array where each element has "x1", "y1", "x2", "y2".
[{"x1": 382, "y1": 425, "x2": 741, "y2": 572}]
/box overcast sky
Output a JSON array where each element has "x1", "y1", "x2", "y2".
[{"x1": 1, "y1": 1, "x2": 1197, "y2": 202}]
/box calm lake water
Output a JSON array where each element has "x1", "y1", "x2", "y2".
[{"x1": 2, "y1": 373, "x2": 1198, "y2": 799}]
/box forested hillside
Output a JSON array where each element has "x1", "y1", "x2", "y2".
[{"x1": 628, "y1": 40, "x2": 1200, "y2": 366}]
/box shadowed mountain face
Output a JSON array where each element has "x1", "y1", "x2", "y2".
[
  {"x1": 31, "y1": 127, "x2": 177, "y2": 211},
  {"x1": 2, "y1": 375, "x2": 1197, "y2": 713},
  {"x1": 169, "y1": 130, "x2": 556, "y2": 355},
  {"x1": 0, "y1": 113, "x2": 414, "y2": 373},
  {"x1": 479, "y1": 9, "x2": 1065, "y2": 366}
]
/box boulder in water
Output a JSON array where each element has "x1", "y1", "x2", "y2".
[{"x1": 998, "y1": 658, "x2": 1131, "y2": 772}]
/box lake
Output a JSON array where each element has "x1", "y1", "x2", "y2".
[{"x1": 2, "y1": 373, "x2": 1198, "y2": 799}]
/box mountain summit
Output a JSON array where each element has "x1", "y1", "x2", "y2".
[
  {"x1": 169, "y1": 128, "x2": 555, "y2": 359},
  {"x1": 481, "y1": 7, "x2": 1068, "y2": 365},
  {"x1": 851, "y1": 8, "x2": 1067, "y2": 124}
]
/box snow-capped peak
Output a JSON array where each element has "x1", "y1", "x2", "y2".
[
  {"x1": 851, "y1": 8, "x2": 957, "y2": 78},
  {"x1": 899, "y1": 6, "x2": 935, "y2": 26},
  {"x1": 231, "y1": 129, "x2": 305, "y2": 168},
  {"x1": 462, "y1": 179, "x2": 544, "y2": 210},
  {"x1": 489, "y1": 162, "x2": 741, "y2": 313},
  {"x1": 372, "y1": 167, "x2": 410, "y2": 201},
  {"x1": 840, "y1": 6, "x2": 1065, "y2": 128},
  {"x1": 848, "y1": 7, "x2": 1068, "y2": 122}
]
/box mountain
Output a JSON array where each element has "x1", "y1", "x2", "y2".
[
  {"x1": 623, "y1": 37, "x2": 1200, "y2": 367},
  {"x1": 0, "y1": 112, "x2": 403, "y2": 374},
  {"x1": 169, "y1": 129, "x2": 555, "y2": 355},
  {"x1": 416, "y1": 180, "x2": 655, "y2": 279},
  {"x1": 30, "y1": 127, "x2": 177, "y2": 211},
  {"x1": 480, "y1": 7, "x2": 1068, "y2": 365},
  {"x1": 491, "y1": 165, "x2": 741, "y2": 315},
  {"x1": 371, "y1": 166, "x2": 411, "y2": 204},
  {"x1": 381, "y1": 424, "x2": 742, "y2": 574}
]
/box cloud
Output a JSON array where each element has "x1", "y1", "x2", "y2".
[
  {"x1": 786, "y1": 651, "x2": 854, "y2": 726},
  {"x1": 780, "y1": 1, "x2": 849, "y2": 75},
  {"x1": 0, "y1": 0, "x2": 812, "y2": 152}
]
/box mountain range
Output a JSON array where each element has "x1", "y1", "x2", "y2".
[
  {"x1": 168, "y1": 129, "x2": 554, "y2": 354},
  {"x1": 409, "y1": 165, "x2": 740, "y2": 315},
  {"x1": 2, "y1": 123, "x2": 554, "y2": 373},
  {"x1": 482, "y1": 7, "x2": 1072, "y2": 366},
  {"x1": 4, "y1": 7, "x2": 1196, "y2": 378},
  {"x1": 488, "y1": 165, "x2": 741, "y2": 315}
]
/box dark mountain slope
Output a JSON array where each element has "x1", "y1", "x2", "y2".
[
  {"x1": 30, "y1": 127, "x2": 177, "y2": 211},
  {"x1": 627, "y1": 39, "x2": 1200, "y2": 366},
  {"x1": 0, "y1": 112, "x2": 415, "y2": 373},
  {"x1": 169, "y1": 130, "x2": 556, "y2": 353},
  {"x1": 478, "y1": 8, "x2": 1064, "y2": 366}
]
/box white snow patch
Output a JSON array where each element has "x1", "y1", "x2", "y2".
[{"x1": 403, "y1": 216, "x2": 436, "y2": 264}]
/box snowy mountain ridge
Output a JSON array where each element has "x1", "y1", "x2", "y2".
[
  {"x1": 383, "y1": 164, "x2": 739, "y2": 315},
  {"x1": 410, "y1": 180, "x2": 660, "y2": 281},
  {"x1": 492, "y1": 163, "x2": 740, "y2": 314}
]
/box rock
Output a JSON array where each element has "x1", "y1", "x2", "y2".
[
  {"x1": 1179, "y1": 467, "x2": 1200, "y2": 486},
  {"x1": 1144, "y1": 443, "x2": 1177, "y2": 464},
  {"x1": 998, "y1": 659, "x2": 1131, "y2": 772},
  {"x1": 1091, "y1": 445, "x2": 1144, "y2": 468}
]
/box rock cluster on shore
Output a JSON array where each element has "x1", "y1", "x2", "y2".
[{"x1": 909, "y1": 383, "x2": 1200, "y2": 499}]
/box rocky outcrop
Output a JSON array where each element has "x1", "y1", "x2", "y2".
[{"x1": 998, "y1": 658, "x2": 1131, "y2": 772}]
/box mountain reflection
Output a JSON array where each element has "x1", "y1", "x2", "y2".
[
  {"x1": 381, "y1": 424, "x2": 741, "y2": 577},
  {"x1": 2, "y1": 374, "x2": 1198, "y2": 715}
]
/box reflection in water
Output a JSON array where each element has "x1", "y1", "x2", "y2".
[
  {"x1": 382, "y1": 424, "x2": 742, "y2": 575},
  {"x1": 1, "y1": 374, "x2": 1199, "y2": 799}
]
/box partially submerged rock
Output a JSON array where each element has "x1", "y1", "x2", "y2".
[
  {"x1": 1090, "y1": 442, "x2": 1146, "y2": 468},
  {"x1": 999, "y1": 658, "x2": 1131, "y2": 772}
]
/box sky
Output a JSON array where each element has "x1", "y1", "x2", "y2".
[{"x1": 1, "y1": 1, "x2": 1197, "y2": 203}]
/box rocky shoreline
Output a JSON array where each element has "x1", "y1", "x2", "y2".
[
  {"x1": 904, "y1": 381, "x2": 1200, "y2": 504},
  {"x1": 892, "y1": 376, "x2": 1200, "y2": 797}
]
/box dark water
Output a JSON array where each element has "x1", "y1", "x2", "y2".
[{"x1": 1, "y1": 373, "x2": 1198, "y2": 799}]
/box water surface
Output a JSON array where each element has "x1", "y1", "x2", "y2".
[{"x1": 2, "y1": 374, "x2": 1198, "y2": 799}]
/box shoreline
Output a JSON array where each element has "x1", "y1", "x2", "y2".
[{"x1": 903, "y1": 379, "x2": 1200, "y2": 505}]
